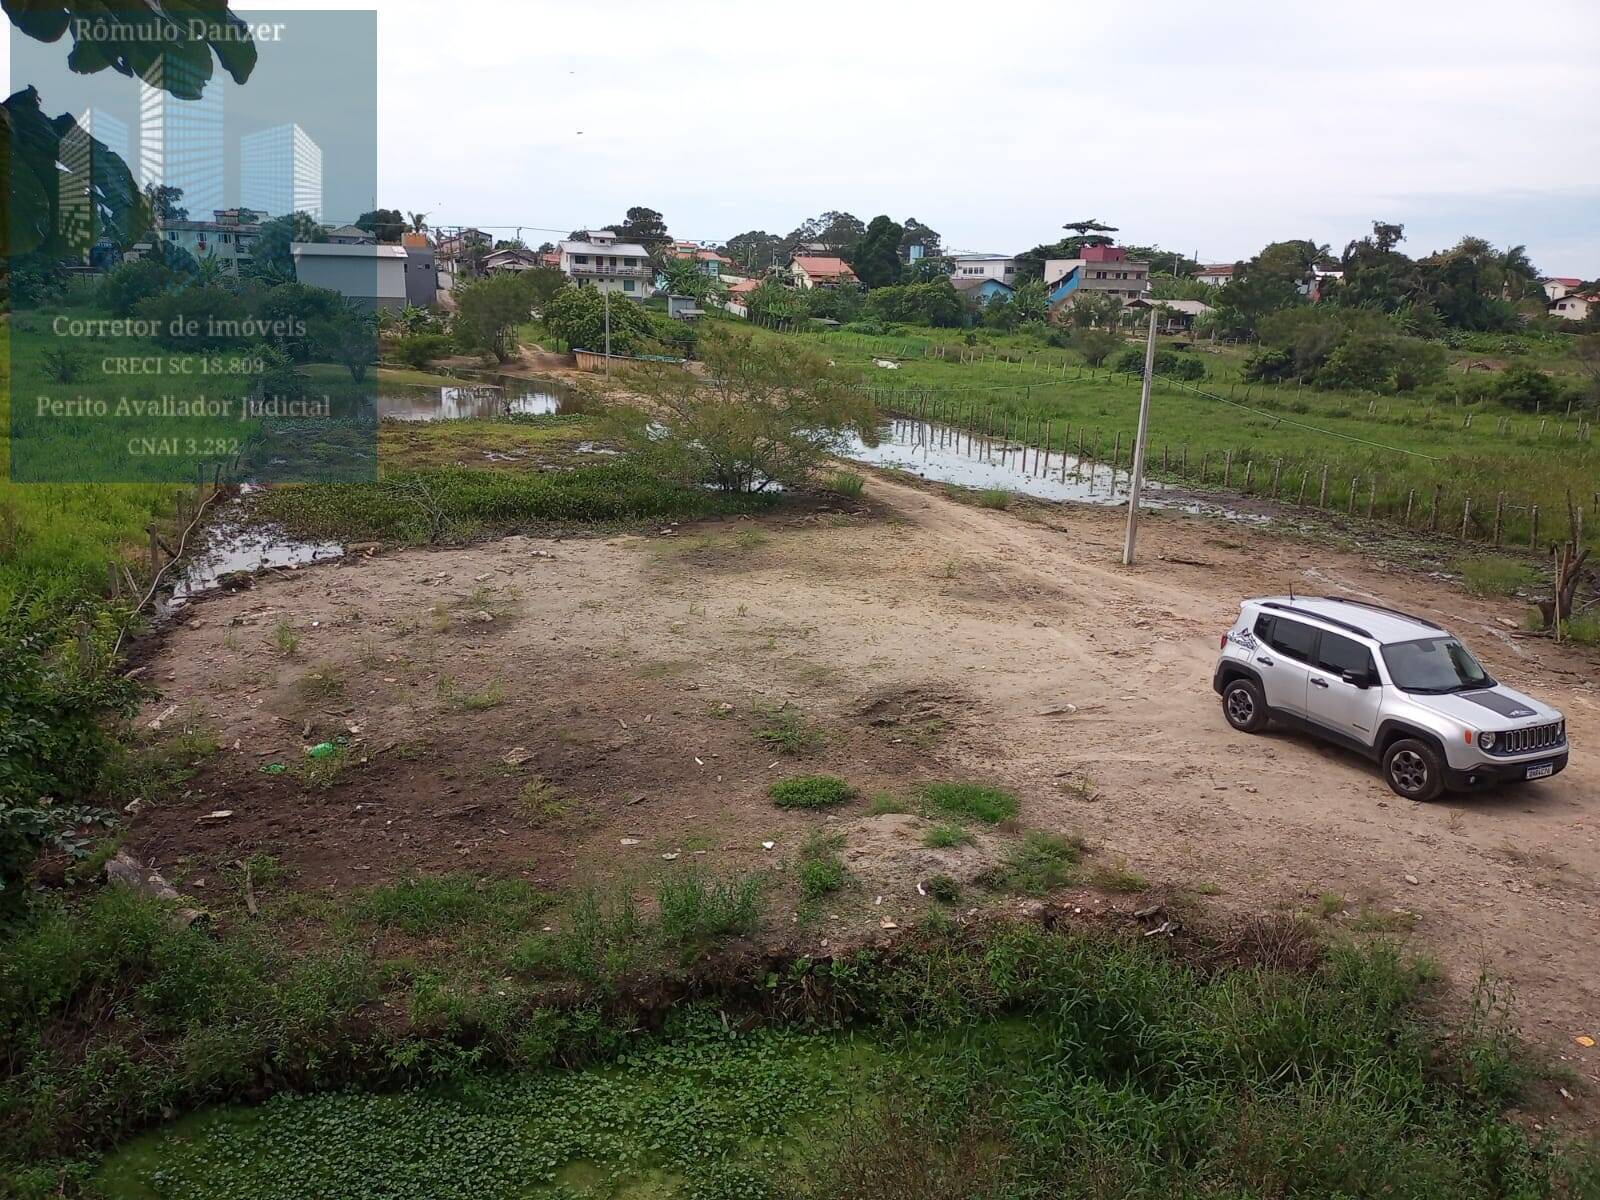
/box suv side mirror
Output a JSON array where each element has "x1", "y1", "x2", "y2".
[{"x1": 1341, "y1": 668, "x2": 1372, "y2": 689}]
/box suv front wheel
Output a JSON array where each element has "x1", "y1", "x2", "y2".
[
  {"x1": 1222, "y1": 677, "x2": 1269, "y2": 733},
  {"x1": 1382, "y1": 738, "x2": 1445, "y2": 802}
]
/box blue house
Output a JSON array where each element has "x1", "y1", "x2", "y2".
[{"x1": 952, "y1": 276, "x2": 1015, "y2": 307}]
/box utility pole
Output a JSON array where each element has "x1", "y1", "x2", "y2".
[
  {"x1": 603, "y1": 284, "x2": 612, "y2": 379},
  {"x1": 1122, "y1": 313, "x2": 1158, "y2": 566}
]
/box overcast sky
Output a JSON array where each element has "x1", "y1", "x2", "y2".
[{"x1": 9, "y1": 1, "x2": 1598, "y2": 272}]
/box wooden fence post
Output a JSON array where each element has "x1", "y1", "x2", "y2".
[
  {"x1": 1272, "y1": 459, "x2": 1283, "y2": 498},
  {"x1": 1223, "y1": 450, "x2": 1233, "y2": 488},
  {"x1": 1429, "y1": 484, "x2": 1442, "y2": 532},
  {"x1": 1318, "y1": 465, "x2": 1329, "y2": 507},
  {"x1": 1492, "y1": 494, "x2": 1504, "y2": 547},
  {"x1": 1404, "y1": 489, "x2": 1415, "y2": 526},
  {"x1": 1460, "y1": 496, "x2": 1472, "y2": 541},
  {"x1": 1530, "y1": 505, "x2": 1539, "y2": 548}
]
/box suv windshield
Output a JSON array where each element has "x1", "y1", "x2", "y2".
[{"x1": 1381, "y1": 637, "x2": 1494, "y2": 694}]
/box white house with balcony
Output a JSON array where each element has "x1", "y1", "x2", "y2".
[{"x1": 558, "y1": 232, "x2": 655, "y2": 298}]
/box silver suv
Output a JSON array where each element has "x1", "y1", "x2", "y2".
[{"x1": 1213, "y1": 596, "x2": 1568, "y2": 801}]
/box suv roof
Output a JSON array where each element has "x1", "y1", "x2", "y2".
[{"x1": 1251, "y1": 596, "x2": 1444, "y2": 645}]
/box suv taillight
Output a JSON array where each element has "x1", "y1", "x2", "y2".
[{"x1": 1220, "y1": 633, "x2": 1228, "y2": 649}]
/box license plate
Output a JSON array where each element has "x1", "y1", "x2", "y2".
[{"x1": 1525, "y1": 762, "x2": 1554, "y2": 780}]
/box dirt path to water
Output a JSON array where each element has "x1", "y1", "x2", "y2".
[{"x1": 129, "y1": 471, "x2": 1600, "y2": 1127}]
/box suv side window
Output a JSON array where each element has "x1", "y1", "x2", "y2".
[
  {"x1": 1315, "y1": 630, "x2": 1375, "y2": 680},
  {"x1": 1256, "y1": 614, "x2": 1318, "y2": 662}
]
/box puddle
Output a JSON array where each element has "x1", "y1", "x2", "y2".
[
  {"x1": 168, "y1": 493, "x2": 343, "y2": 606},
  {"x1": 379, "y1": 374, "x2": 581, "y2": 421},
  {"x1": 841, "y1": 418, "x2": 1268, "y2": 523}
]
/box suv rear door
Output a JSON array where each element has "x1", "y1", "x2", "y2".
[
  {"x1": 1253, "y1": 614, "x2": 1315, "y2": 716},
  {"x1": 1306, "y1": 629, "x2": 1382, "y2": 742}
]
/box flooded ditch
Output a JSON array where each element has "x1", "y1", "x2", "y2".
[{"x1": 378, "y1": 373, "x2": 584, "y2": 421}]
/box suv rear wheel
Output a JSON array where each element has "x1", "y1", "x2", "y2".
[
  {"x1": 1222, "y1": 677, "x2": 1268, "y2": 733},
  {"x1": 1382, "y1": 738, "x2": 1444, "y2": 802}
]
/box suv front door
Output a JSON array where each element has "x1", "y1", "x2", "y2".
[
  {"x1": 1306, "y1": 629, "x2": 1382, "y2": 744},
  {"x1": 1253, "y1": 614, "x2": 1315, "y2": 716}
]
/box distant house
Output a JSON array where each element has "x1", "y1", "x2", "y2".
[
  {"x1": 401, "y1": 235, "x2": 439, "y2": 306},
  {"x1": 1550, "y1": 291, "x2": 1596, "y2": 322},
  {"x1": 1195, "y1": 264, "x2": 1234, "y2": 287},
  {"x1": 291, "y1": 242, "x2": 408, "y2": 311},
  {"x1": 1543, "y1": 276, "x2": 1584, "y2": 302},
  {"x1": 1302, "y1": 265, "x2": 1343, "y2": 302},
  {"x1": 949, "y1": 253, "x2": 1017, "y2": 282},
  {"x1": 325, "y1": 223, "x2": 376, "y2": 245},
  {"x1": 558, "y1": 234, "x2": 654, "y2": 297},
  {"x1": 482, "y1": 246, "x2": 542, "y2": 274},
  {"x1": 1045, "y1": 245, "x2": 1150, "y2": 311},
  {"x1": 669, "y1": 241, "x2": 732, "y2": 277},
  {"x1": 951, "y1": 275, "x2": 1014, "y2": 307},
  {"x1": 1129, "y1": 297, "x2": 1214, "y2": 332},
  {"x1": 789, "y1": 256, "x2": 858, "y2": 289},
  {"x1": 157, "y1": 207, "x2": 266, "y2": 274}
]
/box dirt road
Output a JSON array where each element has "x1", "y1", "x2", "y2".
[{"x1": 132, "y1": 471, "x2": 1600, "y2": 1119}]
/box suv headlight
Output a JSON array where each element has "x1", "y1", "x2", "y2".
[{"x1": 1477, "y1": 731, "x2": 1496, "y2": 751}]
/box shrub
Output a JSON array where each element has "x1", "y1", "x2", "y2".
[
  {"x1": 1456, "y1": 555, "x2": 1538, "y2": 597},
  {"x1": 827, "y1": 471, "x2": 865, "y2": 498},
  {"x1": 1070, "y1": 328, "x2": 1119, "y2": 366},
  {"x1": 544, "y1": 286, "x2": 654, "y2": 356},
  {"x1": 605, "y1": 328, "x2": 875, "y2": 494},
  {"x1": 1494, "y1": 364, "x2": 1561, "y2": 412},
  {"x1": 394, "y1": 332, "x2": 453, "y2": 369},
  {"x1": 769, "y1": 775, "x2": 854, "y2": 810},
  {"x1": 985, "y1": 831, "x2": 1083, "y2": 895},
  {"x1": 101, "y1": 257, "x2": 175, "y2": 315},
  {"x1": 921, "y1": 782, "x2": 1017, "y2": 824},
  {"x1": 135, "y1": 287, "x2": 250, "y2": 351},
  {"x1": 656, "y1": 872, "x2": 761, "y2": 943}
]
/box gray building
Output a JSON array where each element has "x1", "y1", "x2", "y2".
[
  {"x1": 403, "y1": 243, "x2": 439, "y2": 307},
  {"x1": 291, "y1": 242, "x2": 408, "y2": 311}
]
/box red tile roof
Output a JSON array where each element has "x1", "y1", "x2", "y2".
[
  {"x1": 1549, "y1": 276, "x2": 1583, "y2": 286},
  {"x1": 792, "y1": 255, "x2": 857, "y2": 281}
]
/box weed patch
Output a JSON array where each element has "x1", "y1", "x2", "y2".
[
  {"x1": 922, "y1": 781, "x2": 1017, "y2": 824},
  {"x1": 769, "y1": 775, "x2": 855, "y2": 810},
  {"x1": 754, "y1": 703, "x2": 825, "y2": 755},
  {"x1": 984, "y1": 832, "x2": 1083, "y2": 896}
]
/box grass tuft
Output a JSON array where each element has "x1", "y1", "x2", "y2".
[
  {"x1": 769, "y1": 774, "x2": 854, "y2": 810},
  {"x1": 922, "y1": 781, "x2": 1018, "y2": 825},
  {"x1": 984, "y1": 832, "x2": 1084, "y2": 896}
]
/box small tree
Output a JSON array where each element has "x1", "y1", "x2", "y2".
[
  {"x1": 544, "y1": 285, "x2": 654, "y2": 355},
  {"x1": 312, "y1": 306, "x2": 378, "y2": 382},
  {"x1": 1071, "y1": 327, "x2": 1120, "y2": 366},
  {"x1": 607, "y1": 329, "x2": 875, "y2": 493},
  {"x1": 455, "y1": 272, "x2": 537, "y2": 362}
]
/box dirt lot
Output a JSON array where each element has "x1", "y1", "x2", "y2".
[{"x1": 129, "y1": 471, "x2": 1600, "y2": 1119}]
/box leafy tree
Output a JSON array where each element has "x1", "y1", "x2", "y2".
[
  {"x1": 312, "y1": 305, "x2": 379, "y2": 381},
  {"x1": 1010, "y1": 279, "x2": 1049, "y2": 324},
  {"x1": 725, "y1": 230, "x2": 784, "y2": 274},
  {"x1": 250, "y1": 212, "x2": 326, "y2": 278},
  {"x1": 904, "y1": 255, "x2": 955, "y2": 283},
  {"x1": 523, "y1": 266, "x2": 569, "y2": 310},
  {"x1": 1336, "y1": 221, "x2": 1423, "y2": 314},
  {"x1": 455, "y1": 272, "x2": 539, "y2": 362},
  {"x1": 1070, "y1": 327, "x2": 1120, "y2": 366},
  {"x1": 605, "y1": 329, "x2": 874, "y2": 493},
  {"x1": 617, "y1": 206, "x2": 670, "y2": 248},
  {"x1": 1058, "y1": 291, "x2": 1124, "y2": 330},
  {"x1": 745, "y1": 278, "x2": 809, "y2": 325},
  {"x1": 898, "y1": 218, "x2": 943, "y2": 260},
  {"x1": 865, "y1": 279, "x2": 964, "y2": 327},
  {"x1": 145, "y1": 184, "x2": 188, "y2": 223},
  {"x1": 783, "y1": 211, "x2": 864, "y2": 257},
  {"x1": 804, "y1": 285, "x2": 863, "y2": 323},
  {"x1": 355, "y1": 208, "x2": 406, "y2": 243},
  {"x1": 544, "y1": 285, "x2": 654, "y2": 354},
  {"x1": 659, "y1": 256, "x2": 723, "y2": 304},
  {"x1": 847, "y1": 215, "x2": 905, "y2": 290},
  {"x1": 494, "y1": 238, "x2": 527, "y2": 251},
  {"x1": 1149, "y1": 276, "x2": 1213, "y2": 301},
  {"x1": 1062, "y1": 218, "x2": 1118, "y2": 244}
]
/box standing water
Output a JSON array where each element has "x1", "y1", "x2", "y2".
[
  {"x1": 378, "y1": 374, "x2": 580, "y2": 422},
  {"x1": 841, "y1": 418, "x2": 1267, "y2": 522}
]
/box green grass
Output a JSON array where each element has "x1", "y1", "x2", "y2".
[
  {"x1": 747, "y1": 322, "x2": 1600, "y2": 553},
  {"x1": 1456, "y1": 554, "x2": 1540, "y2": 596},
  {"x1": 656, "y1": 871, "x2": 763, "y2": 946},
  {"x1": 984, "y1": 832, "x2": 1085, "y2": 896},
  {"x1": 753, "y1": 703, "x2": 825, "y2": 755},
  {"x1": 826, "y1": 469, "x2": 865, "y2": 498},
  {"x1": 974, "y1": 487, "x2": 1013, "y2": 510},
  {"x1": 921, "y1": 781, "x2": 1018, "y2": 825},
  {"x1": 796, "y1": 834, "x2": 847, "y2": 901},
  {"x1": 353, "y1": 874, "x2": 554, "y2": 936},
  {"x1": 252, "y1": 463, "x2": 772, "y2": 545},
  {"x1": 72, "y1": 924, "x2": 1599, "y2": 1200},
  {"x1": 922, "y1": 823, "x2": 971, "y2": 849},
  {"x1": 769, "y1": 774, "x2": 854, "y2": 810}
]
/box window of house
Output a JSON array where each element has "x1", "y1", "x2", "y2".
[
  {"x1": 575, "y1": 254, "x2": 588, "y2": 264},
  {"x1": 1253, "y1": 615, "x2": 1318, "y2": 663},
  {"x1": 623, "y1": 279, "x2": 635, "y2": 291},
  {"x1": 167, "y1": 231, "x2": 177, "y2": 240},
  {"x1": 1316, "y1": 631, "x2": 1375, "y2": 679}
]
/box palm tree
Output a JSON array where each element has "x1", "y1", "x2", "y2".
[
  {"x1": 408, "y1": 211, "x2": 429, "y2": 235},
  {"x1": 1495, "y1": 243, "x2": 1537, "y2": 300}
]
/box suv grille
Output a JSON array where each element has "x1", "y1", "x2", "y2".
[{"x1": 1492, "y1": 723, "x2": 1564, "y2": 756}]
